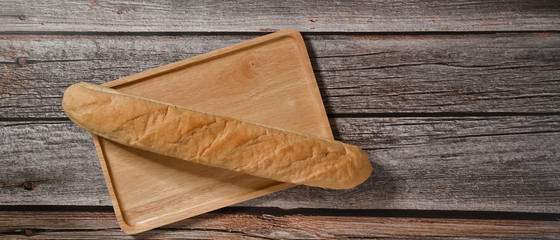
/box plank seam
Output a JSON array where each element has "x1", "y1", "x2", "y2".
[
  {"x1": 327, "y1": 112, "x2": 560, "y2": 118},
  {"x1": 2, "y1": 112, "x2": 560, "y2": 123},
  {"x1": 0, "y1": 30, "x2": 559, "y2": 36},
  {"x1": 0, "y1": 206, "x2": 558, "y2": 221}
]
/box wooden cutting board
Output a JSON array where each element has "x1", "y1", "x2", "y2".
[{"x1": 91, "y1": 29, "x2": 333, "y2": 234}]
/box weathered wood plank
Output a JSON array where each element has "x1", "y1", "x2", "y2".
[
  {"x1": 1, "y1": 116, "x2": 559, "y2": 212},
  {"x1": 1, "y1": 33, "x2": 559, "y2": 117},
  {"x1": 1, "y1": 211, "x2": 559, "y2": 239},
  {"x1": 0, "y1": 121, "x2": 109, "y2": 205},
  {"x1": 0, "y1": 0, "x2": 558, "y2": 32}
]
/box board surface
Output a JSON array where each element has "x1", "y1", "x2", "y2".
[{"x1": 91, "y1": 29, "x2": 333, "y2": 234}]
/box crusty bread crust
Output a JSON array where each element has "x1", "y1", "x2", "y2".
[{"x1": 62, "y1": 82, "x2": 372, "y2": 189}]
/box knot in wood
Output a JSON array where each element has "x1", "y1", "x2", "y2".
[{"x1": 22, "y1": 181, "x2": 34, "y2": 191}]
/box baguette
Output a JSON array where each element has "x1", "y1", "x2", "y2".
[{"x1": 62, "y1": 82, "x2": 372, "y2": 189}]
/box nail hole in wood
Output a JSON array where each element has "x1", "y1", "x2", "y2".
[{"x1": 16, "y1": 57, "x2": 27, "y2": 67}]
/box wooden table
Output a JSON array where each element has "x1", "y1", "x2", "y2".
[{"x1": 1, "y1": 1, "x2": 559, "y2": 238}]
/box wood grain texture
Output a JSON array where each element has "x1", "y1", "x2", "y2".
[
  {"x1": 2, "y1": 116, "x2": 559, "y2": 213},
  {"x1": 1, "y1": 211, "x2": 559, "y2": 239},
  {"x1": 1, "y1": 33, "x2": 559, "y2": 118},
  {"x1": 0, "y1": 0, "x2": 559, "y2": 32},
  {"x1": 1, "y1": 0, "x2": 558, "y2": 237}
]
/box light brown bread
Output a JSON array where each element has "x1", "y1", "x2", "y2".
[{"x1": 62, "y1": 82, "x2": 372, "y2": 189}]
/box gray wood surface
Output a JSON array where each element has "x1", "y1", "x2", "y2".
[
  {"x1": 1, "y1": 0, "x2": 559, "y2": 32},
  {"x1": 2, "y1": 116, "x2": 559, "y2": 213},
  {"x1": 2, "y1": 0, "x2": 560, "y2": 237},
  {"x1": 2, "y1": 211, "x2": 559, "y2": 239},
  {"x1": 1, "y1": 33, "x2": 559, "y2": 118}
]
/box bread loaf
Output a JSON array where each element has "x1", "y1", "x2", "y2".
[{"x1": 62, "y1": 82, "x2": 372, "y2": 189}]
